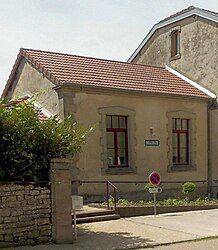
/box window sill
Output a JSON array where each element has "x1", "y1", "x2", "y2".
[
  {"x1": 102, "y1": 167, "x2": 136, "y2": 175},
  {"x1": 168, "y1": 164, "x2": 196, "y2": 172},
  {"x1": 170, "y1": 53, "x2": 181, "y2": 61}
]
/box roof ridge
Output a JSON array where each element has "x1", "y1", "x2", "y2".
[
  {"x1": 195, "y1": 6, "x2": 218, "y2": 15},
  {"x1": 158, "y1": 5, "x2": 218, "y2": 24},
  {"x1": 20, "y1": 47, "x2": 165, "y2": 70}
]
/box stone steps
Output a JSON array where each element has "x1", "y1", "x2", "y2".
[{"x1": 72, "y1": 210, "x2": 120, "y2": 224}]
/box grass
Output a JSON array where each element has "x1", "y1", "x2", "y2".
[{"x1": 100, "y1": 197, "x2": 218, "y2": 207}]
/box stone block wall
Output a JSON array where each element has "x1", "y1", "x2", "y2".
[{"x1": 0, "y1": 183, "x2": 52, "y2": 248}]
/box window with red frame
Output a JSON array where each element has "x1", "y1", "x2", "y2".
[
  {"x1": 172, "y1": 118, "x2": 189, "y2": 165},
  {"x1": 106, "y1": 115, "x2": 128, "y2": 167}
]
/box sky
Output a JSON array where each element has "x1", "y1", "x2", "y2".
[{"x1": 0, "y1": 0, "x2": 217, "y2": 95}]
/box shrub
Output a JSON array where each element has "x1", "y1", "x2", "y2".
[
  {"x1": 182, "y1": 182, "x2": 196, "y2": 195},
  {"x1": 144, "y1": 183, "x2": 156, "y2": 192},
  {"x1": 0, "y1": 98, "x2": 92, "y2": 181}
]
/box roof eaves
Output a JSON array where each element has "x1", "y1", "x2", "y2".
[
  {"x1": 127, "y1": 7, "x2": 218, "y2": 62},
  {"x1": 1, "y1": 49, "x2": 23, "y2": 98},
  {"x1": 165, "y1": 65, "x2": 216, "y2": 99},
  {"x1": 57, "y1": 81, "x2": 209, "y2": 100}
]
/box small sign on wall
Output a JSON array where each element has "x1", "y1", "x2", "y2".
[
  {"x1": 72, "y1": 195, "x2": 83, "y2": 210},
  {"x1": 145, "y1": 140, "x2": 160, "y2": 146}
]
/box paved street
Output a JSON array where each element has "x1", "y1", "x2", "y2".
[
  {"x1": 4, "y1": 209, "x2": 218, "y2": 250},
  {"x1": 146, "y1": 239, "x2": 218, "y2": 250}
]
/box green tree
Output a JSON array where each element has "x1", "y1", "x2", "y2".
[{"x1": 0, "y1": 98, "x2": 92, "y2": 181}]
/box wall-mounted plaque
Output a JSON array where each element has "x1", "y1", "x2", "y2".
[{"x1": 145, "y1": 140, "x2": 160, "y2": 146}]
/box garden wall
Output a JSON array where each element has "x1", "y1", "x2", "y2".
[
  {"x1": 0, "y1": 183, "x2": 51, "y2": 248},
  {"x1": 117, "y1": 204, "x2": 218, "y2": 217}
]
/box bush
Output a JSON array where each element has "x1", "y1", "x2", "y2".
[
  {"x1": 144, "y1": 183, "x2": 156, "y2": 192},
  {"x1": 182, "y1": 182, "x2": 196, "y2": 195},
  {"x1": 0, "y1": 98, "x2": 92, "y2": 181}
]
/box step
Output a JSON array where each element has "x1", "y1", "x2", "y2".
[
  {"x1": 73, "y1": 214, "x2": 120, "y2": 224},
  {"x1": 75, "y1": 209, "x2": 116, "y2": 218}
]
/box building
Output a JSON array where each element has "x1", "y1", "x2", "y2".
[
  {"x1": 1, "y1": 48, "x2": 215, "y2": 200},
  {"x1": 128, "y1": 6, "x2": 218, "y2": 197}
]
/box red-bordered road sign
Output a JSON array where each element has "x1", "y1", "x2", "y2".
[{"x1": 149, "y1": 172, "x2": 161, "y2": 185}]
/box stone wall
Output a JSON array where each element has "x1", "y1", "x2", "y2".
[{"x1": 0, "y1": 183, "x2": 51, "y2": 248}]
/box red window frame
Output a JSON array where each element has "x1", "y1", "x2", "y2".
[
  {"x1": 172, "y1": 118, "x2": 189, "y2": 165},
  {"x1": 106, "y1": 115, "x2": 128, "y2": 168}
]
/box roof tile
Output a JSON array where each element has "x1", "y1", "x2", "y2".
[{"x1": 4, "y1": 48, "x2": 210, "y2": 99}]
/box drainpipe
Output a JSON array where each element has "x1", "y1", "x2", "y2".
[{"x1": 207, "y1": 98, "x2": 217, "y2": 198}]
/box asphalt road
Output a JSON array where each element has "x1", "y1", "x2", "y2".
[{"x1": 145, "y1": 238, "x2": 218, "y2": 250}]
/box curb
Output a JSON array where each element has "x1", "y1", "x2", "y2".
[{"x1": 114, "y1": 236, "x2": 218, "y2": 249}]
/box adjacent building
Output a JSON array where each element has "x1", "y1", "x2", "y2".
[{"x1": 128, "y1": 6, "x2": 218, "y2": 197}]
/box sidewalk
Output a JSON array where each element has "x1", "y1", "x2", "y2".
[{"x1": 3, "y1": 209, "x2": 218, "y2": 249}]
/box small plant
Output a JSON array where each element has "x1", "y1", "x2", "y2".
[
  {"x1": 182, "y1": 182, "x2": 196, "y2": 199},
  {"x1": 144, "y1": 183, "x2": 156, "y2": 192},
  {"x1": 117, "y1": 198, "x2": 129, "y2": 206},
  {"x1": 98, "y1": 197, "x2": 217, "y2": 208}
]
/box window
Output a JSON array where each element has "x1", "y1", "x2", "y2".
[
  {"x1": 106, "y1": 115, "x2": 128, "y2": 167},
  {"x1": 172, "y1": 118, "x2": 189, "y2": 165},
  {"x1": 167, "y1": 110, "x2": 196, "y2": 172},
  {"x1": 99, "y1": 106, "x2": 136, "y2": 175},
  {"x1": 171, "y1": 30, "x2": 180, "y2": 57}
]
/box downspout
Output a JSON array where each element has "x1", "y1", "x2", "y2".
[{"x1": 207, "y1": 97, "x2": 217, "y2": 198}]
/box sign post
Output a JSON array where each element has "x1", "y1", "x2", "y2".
[
  {"x1": 73, "y1": 210, "x2": 77, "y2": 239},
  {"x1": 149, "y1": 172, "x2": 161, "y2": 216},
  {"x1": 154, "y1": 191, "x2": 157, "y2": 215}
]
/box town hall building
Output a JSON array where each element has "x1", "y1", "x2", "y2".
[{"x1": 2, "y1": 6, "x2": 217, "y2": 199}]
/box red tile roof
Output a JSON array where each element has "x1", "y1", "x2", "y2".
[
  {"x1": 1, "y1": 96, "x2": 48, "y2": 121},
  {"x1": 3, "y1": 48, "x2": 210, "y2": 99}
]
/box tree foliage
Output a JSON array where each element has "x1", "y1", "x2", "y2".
[{"x1": 0, "y1": 98, "x2": 91, "y2": 181}]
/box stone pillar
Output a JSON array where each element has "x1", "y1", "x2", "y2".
[{"x1": 50, "y1": 158, "x2": 73, "y2": 244}]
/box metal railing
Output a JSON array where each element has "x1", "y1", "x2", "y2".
[
  {"x1": 78, "y1": 180, "x2": 208, "y2": 185},
  {"x1": 77, "y1": 180, "x2": 118, "y2": 212},
  {"x1": 106, "y1": 181, "x2": 117, "y2": 212}
]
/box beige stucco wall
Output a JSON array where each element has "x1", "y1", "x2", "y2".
[
  {"x1": 67, "y1": 90, "x2": 208, "y2": 198},
  {"x1": 10, "y1": 59, "x2": 59, "y2": 115},
  {"x1": 135, "y1": 18, "x2": 218, "y2": 94}
]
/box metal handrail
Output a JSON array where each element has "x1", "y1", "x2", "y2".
[
  {"x1": 107, "y1": 180, "x2": 117, "y2": 190},
  {"x1": 106, "y1": 181, "x2": 117, "y2": 212},
  {"x1": 76, "y1": 180, "x2": 208, "y2": 184}
]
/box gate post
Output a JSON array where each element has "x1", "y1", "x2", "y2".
[{"x1": 50, "y1": 158, "x2": 74, "y2": 243}]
